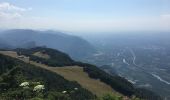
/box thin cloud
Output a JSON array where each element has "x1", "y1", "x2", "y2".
[
  {"x1": 161, "y1": 14, "x2": 170, "y2": 19},
  {"x1": 0, "y1": 2, "x2": 31, "y2": 12},
  {"x1": 0, "y1": 2, "x2": 169, "y2": 32},
  {"x1": 0, "y1": 2, "x2": 31, "y2": 20},
  {"x1": 0, "y1": 12, "x2": 22, "y2": 19},
  {"x1": 160, "y1": 14, "x2": 170, "y2": 30}
]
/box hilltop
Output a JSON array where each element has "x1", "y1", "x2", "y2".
[{"x1": 0, "y1": 54, "x2": 95, "y2": 100}]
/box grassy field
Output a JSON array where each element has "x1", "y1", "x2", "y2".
[
  {"x1": 0, "y1": 51, "x2": 18, "y2": 57},
  {"x1": 33, "y1": 51, "x2": 50, "y2": 59},
  {"x1": 0, "y1": 50, "x2": 118, "y2": 97},
  {"x1": 30, "y1": 61, "x2": 117, "y2": 97}
]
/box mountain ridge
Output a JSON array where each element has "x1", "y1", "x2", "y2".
[{"x1": 0, "y1": 29, "x2": 96, "y2": 59}]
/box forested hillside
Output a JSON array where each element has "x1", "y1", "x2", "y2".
[
  {"x1": 12, "y1": 47, "x2": 162, "y2": 100},
  {"x1": 0, "y1": 54, "x2": 96, "y2": 100},
  {"x1": 15, "y1": 47, "x2": 75, "y2": 66}
]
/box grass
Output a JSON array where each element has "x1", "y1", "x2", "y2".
[
  {"x1": 0, "y1": 51, "x2": 18, "y2": 57},
  {"x1": 30, "y1": 61, "x2": 117, "y2": 97},
  {"x1": 33, "y1": 51, "x2": 50, "y2": 59},
  {"x1": 0, "y1": 50, "x2": 118, "y2": 97}
]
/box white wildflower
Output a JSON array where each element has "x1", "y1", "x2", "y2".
[
  {"x1": 74, "y1": 88, "x2": 78, "y2": 90},
  {"x1": 33, "y1": 85, "x2": 45, "y2": 92},
  {"x1": 62, "y1": 91, "x2": 67, "y2": 94},
  {"x1": 20, "y1": 82, "x2": 29, "y2": 87}
]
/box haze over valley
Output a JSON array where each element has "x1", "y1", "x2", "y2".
[
  {"x1": 78, "y1": 32, "x2": 170, "y2": 98},
  {"x1": 0, "y1": 0, "x2": 170, "y2": 100}
]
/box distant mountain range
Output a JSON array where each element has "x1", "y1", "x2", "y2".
[
  {"x1": 0, "y1": 29, "x2": 96, "y2": 59},
  {"x1": 0, "y1": 38, "x2": 11, "y2": 49}
]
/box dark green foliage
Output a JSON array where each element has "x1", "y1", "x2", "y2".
[
  {"x1": 0, "y1": 55, "x2": 17, "y2": 75},
  {"x1": 102, "y1": 94, "x2": 123, "y2": 100},
  {"x1": 47, "y1": 92, "x2": 71, "y2": 100},
  {"x1": 15, "y1": 47, "x2": 75, "y2": 66},
  {"x1": 75, "y1": 62, "x2": 162, "y2": 100},
  {"x1": 135, "y1": 88, "x2": 162, "y2": 100},
  {"x1": 0, "y1": 54, "x2": 96, "y2": 100},
  {"x1": 76, "y1": 62, "x2": 135, "y2": 96}
]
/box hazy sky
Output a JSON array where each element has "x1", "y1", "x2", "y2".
[{"x1": 0, "y1": 0, "x2": 170, "y2": 32}]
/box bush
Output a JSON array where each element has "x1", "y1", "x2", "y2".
[{"x1": 102, "y1": 94, "x2": 123, "y2": 100}]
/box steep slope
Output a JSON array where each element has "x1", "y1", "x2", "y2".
[
  {"x1": 29, "y1": 63, "x2": 117, "y2": 97},
  {"x1": 0, "y1": 29, "x2": 96, "y2": 59},
  {"x1": 0, "y1": 47, "x2": 162, "y2": 100},
  {"x1": 0, "y1": 50, "x2": 118, "y2": 97},
  {"x1": 15, "y1": 47, "x2": 75, "y2": 66},
  {"x1": 0, "y1": 54, "x2": 96, "y2": 100}
]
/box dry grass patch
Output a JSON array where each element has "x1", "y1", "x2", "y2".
[
  {"x1": 33, "y1": 51, "x2": 50, "y2": 59},
  {"x1": 0, "y1": 51, "x2": 18, "y2": 58},
  {"x1": 30, "y1": 62, "x2": 116, "y2": 97},
  {"x1": 50, "y1": 66, "x2": 115, "y2": 97},
  {"x1": 0, "y1": 51, "x2": 118, "y2": 97}
]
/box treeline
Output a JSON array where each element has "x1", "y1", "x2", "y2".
[
  {"x1": 15, "y1": 47, "x2": 75, "y2": 66},
  {"x1": 75, "y1": 62, "x2": 162, "y2": 100},
  {"x1": 0, "y1": 54, "x2": 96, "y2": 100}
]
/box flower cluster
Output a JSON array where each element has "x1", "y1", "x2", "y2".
[
  {"x1": 33, "y1": 85, "x2": 45, "y2": 92},
  {"x1": 20, "y1": 82, "x2": 29, "y2": 87},
  {"x1": 19, "y1": 81, "x2": 45, "y2": 92},
  {"x1": 62, "y1": 91, "x2": 67, "y2": 94}
]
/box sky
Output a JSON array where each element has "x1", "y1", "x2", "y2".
[{"x1": 0, "y1": 0, "x2": 170, "y2": 32}]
